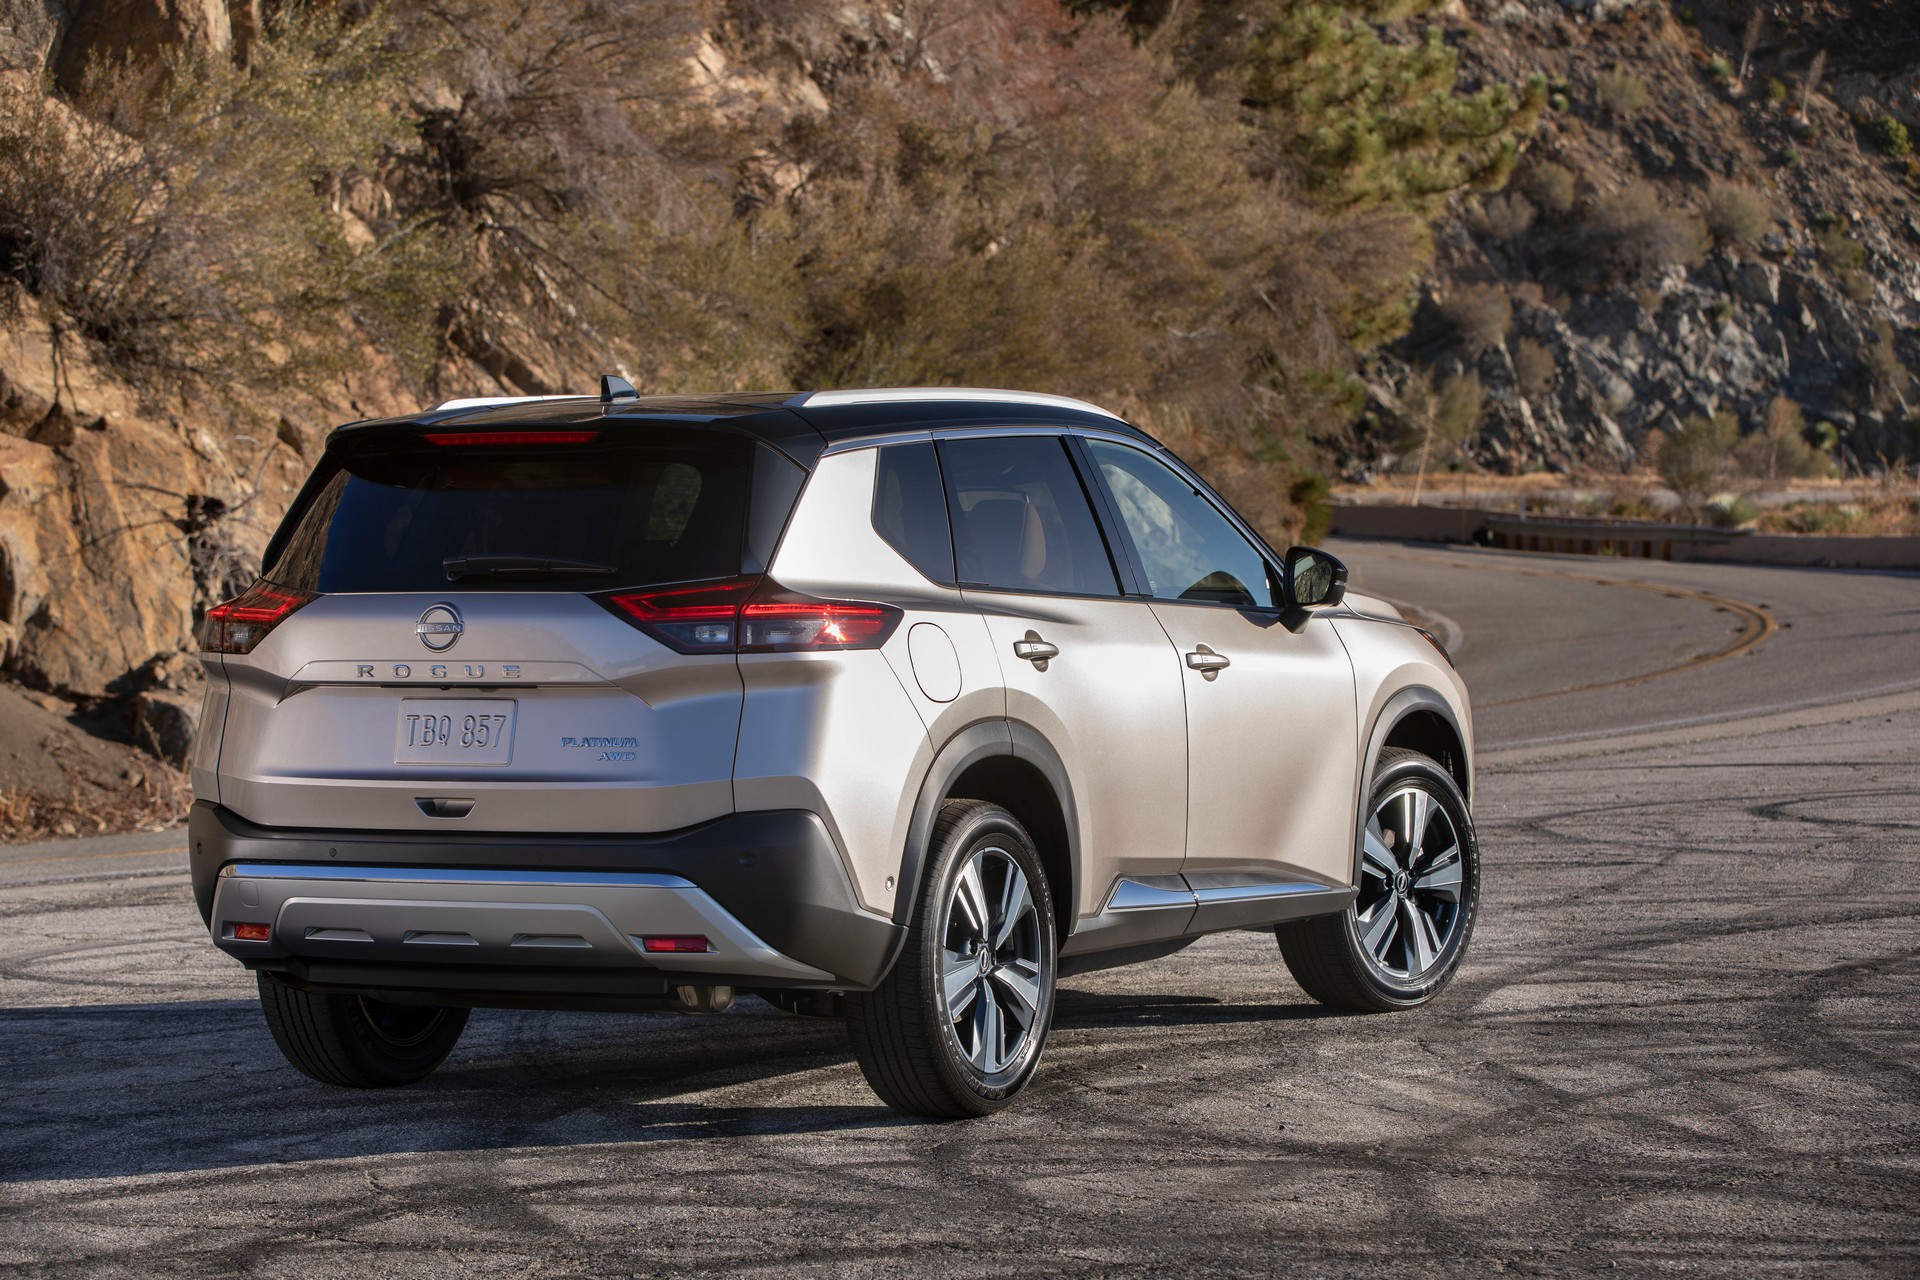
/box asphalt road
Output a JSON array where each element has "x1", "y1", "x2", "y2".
[{"x1": 2, "y1": 541, "x2": 1917, "y2": 1275}]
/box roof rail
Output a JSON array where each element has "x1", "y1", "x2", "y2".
[
  {"x1": 429, "y1": 393, "x2": 592, "y2": 413},
  {"x1": 787, "y1": 387, "x2": 1127, "y2": 423}
]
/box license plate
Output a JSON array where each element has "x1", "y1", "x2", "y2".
[{"x1": 394, "y1": 699, "x2": 516, "y2": 766}]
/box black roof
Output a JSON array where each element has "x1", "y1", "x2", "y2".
[{"x1": 332, "y1": 390, "x2": 1159, "y2": 467}]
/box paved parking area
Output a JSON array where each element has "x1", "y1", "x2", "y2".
[{"x1": 2, "y1": 547, "x2": 1916, "y2": 1275}]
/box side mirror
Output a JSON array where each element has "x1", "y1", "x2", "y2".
[{"x1": 1284, "y1": 547, "x2": 1347, "y2": 609}]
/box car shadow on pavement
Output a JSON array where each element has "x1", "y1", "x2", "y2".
[{"x1": 0, "y1": 986, "x2": 1340, "y2": 1183}]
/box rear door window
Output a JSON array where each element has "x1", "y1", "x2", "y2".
[
  {"x1": 268, "y1": 433, "x2": 758, "y2": 593},
  {"x1": 872, "y1": 441, "x2": 955, "y2": 584},
  {"x1": 937, "y1": 435, "x2": 1119, "y2": 597}
]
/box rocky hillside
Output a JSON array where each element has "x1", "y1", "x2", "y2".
[
  {"x1": 0, "y1": 0, "x2": 1914, "y2": 836},
  {"x1": 1361, "y1": 0, "x2": 1920, "y2": 477}
]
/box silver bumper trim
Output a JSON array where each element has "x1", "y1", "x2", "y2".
[{"x1": 212, "y1": 863, "x2": 835, "y2": 983}]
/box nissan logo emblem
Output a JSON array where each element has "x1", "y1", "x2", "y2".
[{"x1": 416, "y1": 603, "x2": 464, "y2": 652}]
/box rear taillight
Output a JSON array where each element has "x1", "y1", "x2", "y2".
[
  {"x1": 599, "y1": 576, "x2": 902, "y2": 655},
  {"x1": 200, "y1": 580, "x2": 315, "y2": 654}
]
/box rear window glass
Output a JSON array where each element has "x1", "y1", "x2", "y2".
[{"x1": 269, "y1": 436, "x2": 755, "y2": 593}]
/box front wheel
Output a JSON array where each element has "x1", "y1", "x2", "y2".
[
  {"x1": 1277, "y1": 747, "x2": 1480, "y2": 1012},
  {"x1": 846, "y1": 800, "x2": 1057, "y2": 1118},
  {"x1": 257, "y1": 973, "x2": 469, "y2": 1087}
]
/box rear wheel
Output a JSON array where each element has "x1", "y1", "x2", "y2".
[
  {"x1": 846, "y1": 800, "x2": 1056, "y2": 1118},
  {"x1": 1277, "y1": 747, "x2": 1479, "y2": 1012},
  {"x1": 257, "y1": 973, "x2": 469, "y2": 1087}
]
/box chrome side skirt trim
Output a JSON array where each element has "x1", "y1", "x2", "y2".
[{"x1": 1062, "y1": 872, "x2": 1354, "y2": 960}]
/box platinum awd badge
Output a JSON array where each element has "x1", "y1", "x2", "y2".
[{"x1": 416, "y1": 603, "x2": 464, "y2": 652}]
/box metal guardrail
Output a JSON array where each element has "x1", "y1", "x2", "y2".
[
  {"x1": 1328, "y1": 504, "x2": 1920, "y2": 570},
  {"x1": 1480, "y1": 514, "x2": 1736, "y2": 561}
]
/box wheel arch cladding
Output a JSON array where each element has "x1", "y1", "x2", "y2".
[
  {"x1": 945, "y1": 754, "x2": 1073, "y2": 940},
  {"x1": 1380, "y1": 707, "x2": 1470, "y2": 801},
  {"x1": 899, "y1": 719, "x2": 1078, "y2": 942}
]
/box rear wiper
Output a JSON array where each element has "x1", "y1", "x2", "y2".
[{"x1": 443, "y1": 554, "x2": 618, "y2": 581}]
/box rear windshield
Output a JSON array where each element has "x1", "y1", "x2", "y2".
[{"x1": 268, "y1": 434, "x2": 759, "y2": 593}]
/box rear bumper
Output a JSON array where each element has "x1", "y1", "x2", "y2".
[{"x1": 189, "y1": 802, "x2": 900, "y2": 994}]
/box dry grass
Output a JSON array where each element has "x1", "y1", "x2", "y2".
[
  {"x1": 1755, "y1": 492, "x2": 1920, "y2": 535},
  {"x1": 0, "y1": 762, "x2": 188, "y2": 842}
]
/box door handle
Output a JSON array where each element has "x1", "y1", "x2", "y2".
[
  {"x1": 1013, "y1": 631, "x2": 1059, "y2": 669},
  {"x1": 1185, "y1": 645, "x2": 1231, "y2": 679}
]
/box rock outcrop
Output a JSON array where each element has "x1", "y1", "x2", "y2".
[{"x1": 1355, "y1": 0, "x2": 1920, "y2": 478}]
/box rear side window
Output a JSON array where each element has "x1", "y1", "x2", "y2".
[
  {"x1": 937, "y1": 435, "x2": 1118, "y2": 597},
  {"x1": 268, "y1": 434, "x2": 760, "y2": 593},
  {"x1": 872, "y1": 442, "x2": 954, "y2": 584}
]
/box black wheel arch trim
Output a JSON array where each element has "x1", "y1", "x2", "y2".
[
  {"x1": 1352, "y1": 686, "x2": 1472, "y2": 886},
  {"x1": 895, "y1": 719, "x2": 1082, "y2": 936}
]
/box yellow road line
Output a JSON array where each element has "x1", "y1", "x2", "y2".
[{"x1": 1356, "y1": 546, "x2": 1777, "y2": 708}]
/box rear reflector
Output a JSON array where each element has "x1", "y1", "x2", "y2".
[
  {"x1": 600, "y1": 576, "x2": 902, "y2": 655},
  {"x1": 423, "y1": 430, "x2": 600, "y2": 447},
  {"x1": 641, "y1": 935, "x2": 712, "y2": 953},
  {"x1": 230, "y1": 922, "x2": 271, "y2": 942},
  {"x1": 200, "y1": 580, "x2": 315, "y2": 655}
]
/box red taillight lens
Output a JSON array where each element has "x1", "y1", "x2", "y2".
[
  {"x1": 641, "y1": 935, "x2": 711, "y2": 953},
  {"x1": 423, "y1": 430, "x2": 600, "y2": 446},
  {"x1": 230, "y1": 922, "x2": 271, "y2": 942},
  {"x1": 200, "y1": 581, "x2": 315, "y2": 654},
  {"x1": 599, "y1": 577, "x2": 902, "y2": 655},
  {"x1": 739, "y1": 595, "x2": 899, "y2": 652},
  {"x1": 602, "y1": 577, "x2": 761, "y2": 652}
]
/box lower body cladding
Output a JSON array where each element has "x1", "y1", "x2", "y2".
[{"x1": 189, "y1": 802, "x2": 899, "y2": 1008}]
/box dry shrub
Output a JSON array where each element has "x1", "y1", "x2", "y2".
[
  {"x1": 1584, "y1": 182, "x2": 1709, "y2": 280},
  {"x1": 1704, "y1": 180, "x2": 1773, "y2": 246},
  {"x1": 0, "y1": 13, "x2": 446, "y2": 402},
  {"x1": 1595, "y1": 68, "x2": 1651, "y2": 116},
  {"x1": 1471, "y1": 191, "x2": 1535, "y2": 240},
  {"x1": 1519, "y1": 160, "x2": 1577, "y2": 217},
  {"x1": 1734, "y1": 395, "x2": 1833, "y2": 480},
  {"x1": 1436, "y1": 283, "x2": 1512, "y2": 354},
  {"x1": 1513, "y1": 336, "x2": 1556, "y2": 398}
]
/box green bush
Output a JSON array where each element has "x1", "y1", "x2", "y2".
[
  {"x1": 1706, "y1": 494, "x2": 1757, "y2": 527},
  {"x1": 1766, "y1": 78, "x2": 1788, "y2": 102},
  {"x1": 1241, "y1": 6, "x2": 1545, "y2": 211},
  {"x1": 1869, "y1": 114, "x2": 1913, "y2": 159},
  {"x1": 1659, "y1": 411, "x2": 1737, "y2": 517},
  {"x1": 1708, "y1": 57, "x2": 1733, "y2": 85}
]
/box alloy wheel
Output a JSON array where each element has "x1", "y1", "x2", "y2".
[
  {"x1": 938, "y1": 845, "x2": 1046, "y2": 1075},
  {"x1": 1354, "y1": 784, "x2": 1467, "y2": 980}
]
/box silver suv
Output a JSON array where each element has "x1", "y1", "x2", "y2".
[{"x1": 191, "y1": 383, "x2": 1477, "y2": 1117}]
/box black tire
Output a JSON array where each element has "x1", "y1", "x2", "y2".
[
  {"x1": 257, "y1": 973, "x2": 469, "y2": 1087},
  {"x1": 846, "y1": 800, "x2": 1057, "y2": 1118},
  {"x1": 1278, "y1": 747, "x2": 1480, "y2": 1012}
]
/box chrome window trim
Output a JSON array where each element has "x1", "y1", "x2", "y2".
[{"x1": 821, "y1": 425, "x2": 1293, "y2": 608}]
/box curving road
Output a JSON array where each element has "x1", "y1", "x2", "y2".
[{"x1": 1, "y1": 542, "x2": 1916, "y2": 1274}]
